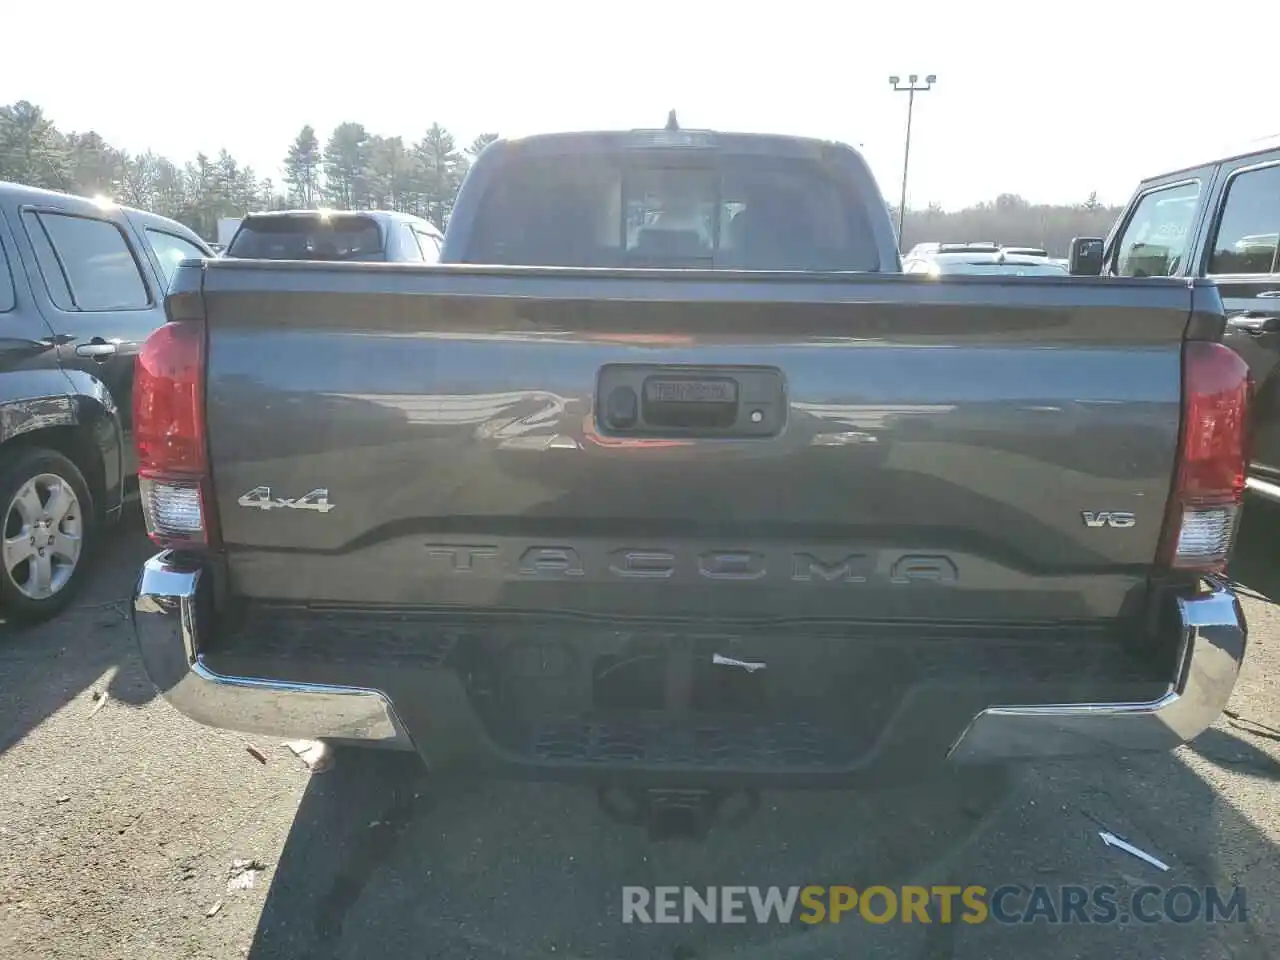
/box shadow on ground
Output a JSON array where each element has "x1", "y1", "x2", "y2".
[
  {"x1": 0, "y1": 517, "x2": 157, "y2": 756},
  {"x1": 248, "y1": 736, "x2": 1279, "y2": 958},
  {"x1": 250, "y1": 757, "x2": 1020, "y2": 960}
]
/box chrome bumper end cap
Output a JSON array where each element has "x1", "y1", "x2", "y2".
[
  {"x1": 131, "y1": 552, "x2": 412, "y2": 749},
  {"x1": 948, "y1": 579, "x2": 1247, "y2": 762},
  {"x1": 1246, "y1": 475, "x2": 1280, "y2": 503}
]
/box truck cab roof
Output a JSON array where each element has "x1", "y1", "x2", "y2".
[
  {"x1": 499, "y1": 128, "x2": 855, "y2": 160},
  {"x1": 444, "y1": 126, "x2": 899, "y2": 272}
]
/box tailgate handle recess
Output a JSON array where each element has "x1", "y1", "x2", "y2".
[
  {"x1": 642, "y1": 376, "x2": 739, "y2": 428},
  {"x1": 596, "y1": 364, "x2": 784, "y2": 438}
]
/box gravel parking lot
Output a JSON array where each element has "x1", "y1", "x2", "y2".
[{"x1": 2, "y1": 509, "x2": 1279, "y2": 960}]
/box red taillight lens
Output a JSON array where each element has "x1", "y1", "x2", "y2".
[
  {"x1": 133, "y1": 320, "x2": 216, "y2": 549},
  {"x1": 135, "y1": 321, "x2": 205, "y2": 475},
  {"x1": 1159, "y1": 340, "x2": 1251, "y2": 574}
]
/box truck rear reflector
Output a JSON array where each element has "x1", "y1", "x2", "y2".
[
  {"x1": 133, "y1": 320, "x2": 217, "y2": 549},
  {"x1": 1160, "y1": 340, "x2": 1251, "y2": 574}
]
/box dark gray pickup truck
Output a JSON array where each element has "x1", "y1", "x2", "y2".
[{"x1": 132, "y1": 127, "x2": 1250, "y2": 833}]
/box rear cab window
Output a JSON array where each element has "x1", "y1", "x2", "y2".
[
  {"x1": 463, "y1": 146, "x2": 881, "y2": 271},
  {"x1": 1206, "y1": 163, "x2": 1280, "y2": 276},
  {"x1": 1110, "y1": 180, "x2": 1201, "y2": 278},
  {"x1": 227, "y1": 214, "x2": 386, "y2": 261},
  {"x1": 21, "y1": 210, "x2": 151, "y2": 311}
]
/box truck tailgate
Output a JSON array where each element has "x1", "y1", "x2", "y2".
[{"x1": 200, "y1": 263, "x2": 1202, "y2": 625}]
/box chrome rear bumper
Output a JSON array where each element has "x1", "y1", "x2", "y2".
[
  {"x1": 1246, "y1": 475, "x2": 1280, "y2": 503},
  {"x1": 948, "y1": 582, "x2": 1246, "y2": 760},
  {"x1": 132, "y1": 551, "x2": 1246, "y2": 768},
  {"x1": 132, "y1": 553, "x2": 412, "y2": 749}
]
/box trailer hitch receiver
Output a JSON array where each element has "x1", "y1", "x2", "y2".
[{"x1": 597, "y1": 785, "x2": 760, "y2": 840}]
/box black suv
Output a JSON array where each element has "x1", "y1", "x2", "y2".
[
  {"x1": 1070, "y1": 137, "x2": 1280, "y2": 504},
  {"x1": 0, "y1": 181, "x2": 213, "y2": 621}
]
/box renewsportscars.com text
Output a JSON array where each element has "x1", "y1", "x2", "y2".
[{"x1": 621, "y1": 885, "x2": 1247, "y2": 926}]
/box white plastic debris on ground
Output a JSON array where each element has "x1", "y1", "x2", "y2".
[
  {"x1": 1099, "y1": 831, "x2": 1171, "y2": 872},
  {"x1": 282, "y1": 739, "x2": 334, "y2": 773},
  {"x1": 226, "y1": 858, "x2": 266, "y2": 892}
]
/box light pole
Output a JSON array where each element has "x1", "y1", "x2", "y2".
[{"x1": 889, "y1": 73, "x2": 936, "y2": 244}]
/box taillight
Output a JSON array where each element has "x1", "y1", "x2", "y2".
[
  {"x1": 1159, "y1": 340, "x2": 1251, "y2": 574},
  {"x1": 133, "y1": 320, "x2": 218, "y2": 549}
]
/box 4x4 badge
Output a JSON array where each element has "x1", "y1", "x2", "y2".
[{"x1": 237, "y1": 486, "x2": 335, "y2": 513}]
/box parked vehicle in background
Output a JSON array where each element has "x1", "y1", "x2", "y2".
[
  {"x1": 131, "y1": 124, "x2": 1249, "y2": 838},
  {"x1": 224, "y1": 210, "x2": 445, "y2": 263},
  {"x1": 904, "y1": 241, "x2": 1001, "y2": 258},
  {"x1": 904, "y1": 241, "x2": 943, "y2": 257},
  {"x1": 0, "y1": 181, "x2": 214, "y2": 621},
  {"x1": 1068, "y1": 137, "x2": 1280, "y2": 504},
  {"x1": 905, "y1": 243, "x2": 1053, "y2": 261},
  {"x1": 903, "y1": 249, "x2": 1069, "y2": 277}
]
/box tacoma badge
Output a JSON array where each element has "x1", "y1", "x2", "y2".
[{"x1": 238, "y1": 486, "x2": 335, "y2": 513}]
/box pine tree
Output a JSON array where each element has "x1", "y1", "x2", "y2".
[{"x1": 283, "y1": 124, "x2": 321, "y2": 207}]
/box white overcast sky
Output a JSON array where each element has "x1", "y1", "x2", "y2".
[{"x1": 3, "y1": 0, "x2": 1277, "y2": 209}]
